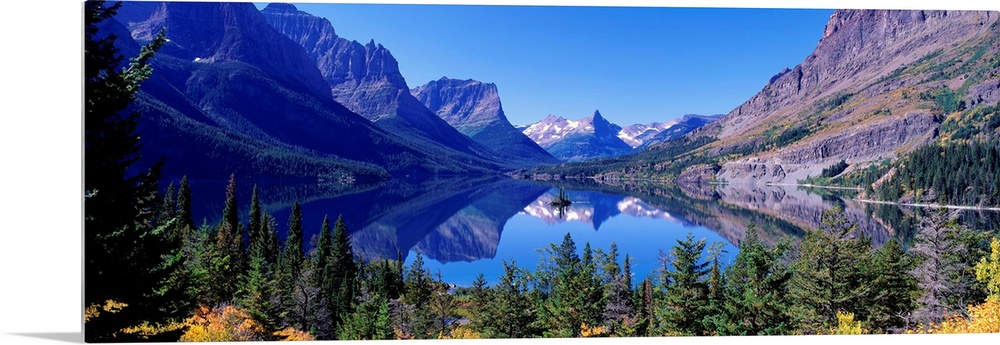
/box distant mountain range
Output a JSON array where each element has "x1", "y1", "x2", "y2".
[
  {"x1": 105, "y1": 2, "x2": 996, "y2": 197},
  {"x1": 103, "y1": 2, "x2": 727, "y2": 180},
  {"x1": 517, "y1": 111, "x2": 720, "y2": 161},
  {"x1": 533, "y1": 9, "x2": 1000, "y2": 188},
  {"x1": 518, "y1": 110, "x2": 633, "y2": 162},
  {"x1": 618, "y1": 114, "x2": 723, "y2": 149}
]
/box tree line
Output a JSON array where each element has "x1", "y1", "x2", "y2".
[{"x1": 88, "y1": 167, "x2": 1000, "y2": 340}]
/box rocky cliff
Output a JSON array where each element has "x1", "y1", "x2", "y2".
[
  {"x1": 115, "y1": 2, "x2": 513, "y2": 179},
  {"x1": 412, "y1": 77, "x2": 559, "y2": 167},
  {"x1": 695, "y1": 10, "x2": 1000, "y2": 184},
  {"x1": 261, "y1": 4, "x2": 510, "y2": 169}
]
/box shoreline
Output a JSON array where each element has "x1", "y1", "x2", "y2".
[
  {"x1": 736, "y1": 182, "x2": 1000, "y2": 211},
  {"x1": 854, "y1": 198, "x2": 1000, "y2": 211}
]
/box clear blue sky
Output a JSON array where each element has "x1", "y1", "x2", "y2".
[{"x1": 260, "y1": 2, "x2": 834, "y2": 125}]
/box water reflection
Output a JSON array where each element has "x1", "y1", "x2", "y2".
[{"x1": 181, "y1": 175, "x2": 993, "y2": 285}]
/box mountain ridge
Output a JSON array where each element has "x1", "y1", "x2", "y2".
[
  {"x1": 114, "y1": 1, "x2": 512, "y2": 180},
  {"x1": 261, "y1": 3, "x2": 514, "y2": 170},
  {"x1": 519, "y1": 110, "x2": 634, "y2": 162},
  {"x1": 411, "y1": 77, "x2": 560, "y2": 167},
  {"x1": 534, "y1": 9, "x2": 1000, "y2": 187}
]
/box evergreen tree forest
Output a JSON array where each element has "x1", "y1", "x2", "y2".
[
  {"x1": 84, "y1": 0, "x2": 1000, "y2": 341},
  {"x1": 90, "y1": 171, "x2": 1000, "y2": 340},
  {"x1": 874, "y1": 141, "x2": 1000, "y2": 207}
]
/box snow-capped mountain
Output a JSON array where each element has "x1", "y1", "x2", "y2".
[
  {"x1": 618, "y1": 114, "x2": 723, "y2": 148},
  {"x1": 518, "y1": 110, "x2": 634, "y2": 162}
]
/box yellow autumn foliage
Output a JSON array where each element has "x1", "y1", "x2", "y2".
[
  {"x1": 915, "y1": 297, "x2": 1000, "y2": 334},
  {"x1": 438, "y1": 326, "x2": 482, "y2": 339},
  {"x1": 179, "y1": 305, "x2": 266, "y2": 342},
  {"x1": 84, "y1": 300, "x2": 128, "y2": 323},
  {"x1": 580, "y1": 323, "x2": 609, "y2": 337},
  {"x1": 907, "y1": 238, "x2": 1000, "y2": 334},
  {"x1": 828, "y1": 311, "x2": 866, "y2": 335},
  {"x1": 975, "y1": 237, "x2": 1000, "y2": 299},
  {"x1": 273, "y1": 327, "x2": 315, "y2": 341}
]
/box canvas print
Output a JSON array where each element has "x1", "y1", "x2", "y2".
[{"x1": 83, "y1": 0, "x2": 1000, "y2": 342}]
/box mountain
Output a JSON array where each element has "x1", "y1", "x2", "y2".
[
  {"x1": 411, "y1": 77, "x2": 560, "y2": 167},
  {"x1": 260, "y1": 3, "x2": 511, "y2": 170},
  {"x1": 618, "y1": 114, "x2": 722, "y2": 149},
  {"x1": 702, "y1": 9, "x2": 1000, "y2": 184},
  {"x1": 537, "y1": 9, "x2": 1000, "y2": 186},
  {"x1": 113, "y1": 2, "x2": 506, "y2": 180},
  {"x1": 519, "y1": 110, "x2": 635, "y2": 162}
]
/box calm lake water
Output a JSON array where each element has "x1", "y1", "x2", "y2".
[{"x1": 180, "y1": 176, "x2": 1000, "y2": 287}]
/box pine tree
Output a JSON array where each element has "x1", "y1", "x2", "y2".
[
  {"x1": 158, "y1": 182, "x2": 176, "y2": 225},
  {"x1": 84, "y1": 1, "x2": 188, "y2": 341},
  {"x1": 403, "y1": 251, "x2": 434, "y2": 339},
  {"x1": 579, "y1": 242, "x2": 606, "y2": 329},
  {"x1": 176, "y1": 175, "x2": 194, "y2": 231},
  {"x1": 865, "y1": 238, "x2": 919, "y2": 333},
  {"x1": 247, "y1": 185, "x2": 262, "y2": 257},
  {"x1": 329, "y1": 215, "x2": 358, "y2": 334},
  {"x1": 467, "y1": 273, "x2": 492, "y2": 335},
  {"x1": 427, "y1": 272, "x2": 455, "y2": 337},
  {"x1": 655, "y1": 233, "x2": 710, "y2": 336},
  {"x1": 482, "y1": 260, "x2": 536, "y2": 338},
  {"x1": 909, "y1": 209, "x2": 982, "y2": 326},
  {"x1": 603, "y1": 244, "x2": 636, "y2": 336},
  {"x1": 214, "y1": 173, "x2": 244, "y2": 303},
  {"x1": 337, "y1": 294, "x2": 394, "y2": 340},
  {"x1": 239, "y1": 209, "x2": 280, "y2": 336},
  {"x1": 789, "y1": 205, "x2": 872, "y2": 334},
  {"x1": 534, "y1": 233, "x2": 609, "y2": 337},
  {"x1": 277, "y1": 201, "x2": 305, "y2": 328},
  {"x1": 538, "y1": 233, "x2": 583, "y2": 337},
  {"x1": 310, "y1": 215, "x2": 337, "y2": 339},
  {"x1": 714, "y1": 223, "x2": 794, "y2": 335}
]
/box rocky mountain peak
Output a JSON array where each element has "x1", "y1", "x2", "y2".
[
  {"x1": 262, "y1": 3, "x2": 299, "y2": 14},
  {"x1": 411, "y1": 77, "x2": 502, "y2": 127},
  {"x1": 131, "y1": 2, "x2": 330, "y2": 97},
  {"x1": 521, "y1": 111, "x2": 633, "y2": 161},
  {"x1": 412, "y1": 77, "x2": 559, "y2": 166},
  {"x1": 703, "y1": 9, "x2": 999, "y2": 184}
]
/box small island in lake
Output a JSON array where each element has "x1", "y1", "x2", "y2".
[{"x1": 550, "y1": 188, "x2": 573, "y2": 207}]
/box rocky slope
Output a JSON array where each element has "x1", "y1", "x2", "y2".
[
  {"x1": 114, "y1": 2, "x2": 506, "y2": 179},
  {"x1": 261, "y1": 3, "x2": 511, "y2": 170},
  {"x1": 519, "y1": 110, "x2": 635, "y2": 161},
  {"x1": 412, "y1": 77, "x2": 559, "y2": 167},
  {"x1": 697, "y1": 9, "x2": 1000, "y2": 184}
]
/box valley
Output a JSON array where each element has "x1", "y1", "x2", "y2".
[{"x1": 83, "y1": 1, "x2": 1000, "y2": 341}]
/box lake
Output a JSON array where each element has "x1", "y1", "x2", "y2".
[{"x1": 181, "y1": 176, "x2": 1000, "y2": 287}]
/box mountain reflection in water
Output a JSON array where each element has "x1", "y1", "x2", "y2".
[{"x1": 184, "y1": 176, "x2": 970, "y2": 286}]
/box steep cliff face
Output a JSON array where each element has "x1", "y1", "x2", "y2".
[
  {"x1": 412, "y1": 77, "x2": 559, "y2": 167},
  {"x1": 520, "y1": 110, "x2": 634, "y2": 161},
  {"x1": 115, "y1": 1, "x2": 518, "y2": 179},
  {"x1": 703, "y1": 9, "x2": 1000, "y2": 184},
  {"x1": 133, "y1": 2, "x2": 331, "y2": 97},
  {"x1": 261, "y1": 4, "x2": 509, "y2": 169}
]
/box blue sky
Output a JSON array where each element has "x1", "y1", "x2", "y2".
[{"x1": 268, "y1": 3, "x2": 834, "y2": 126}]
